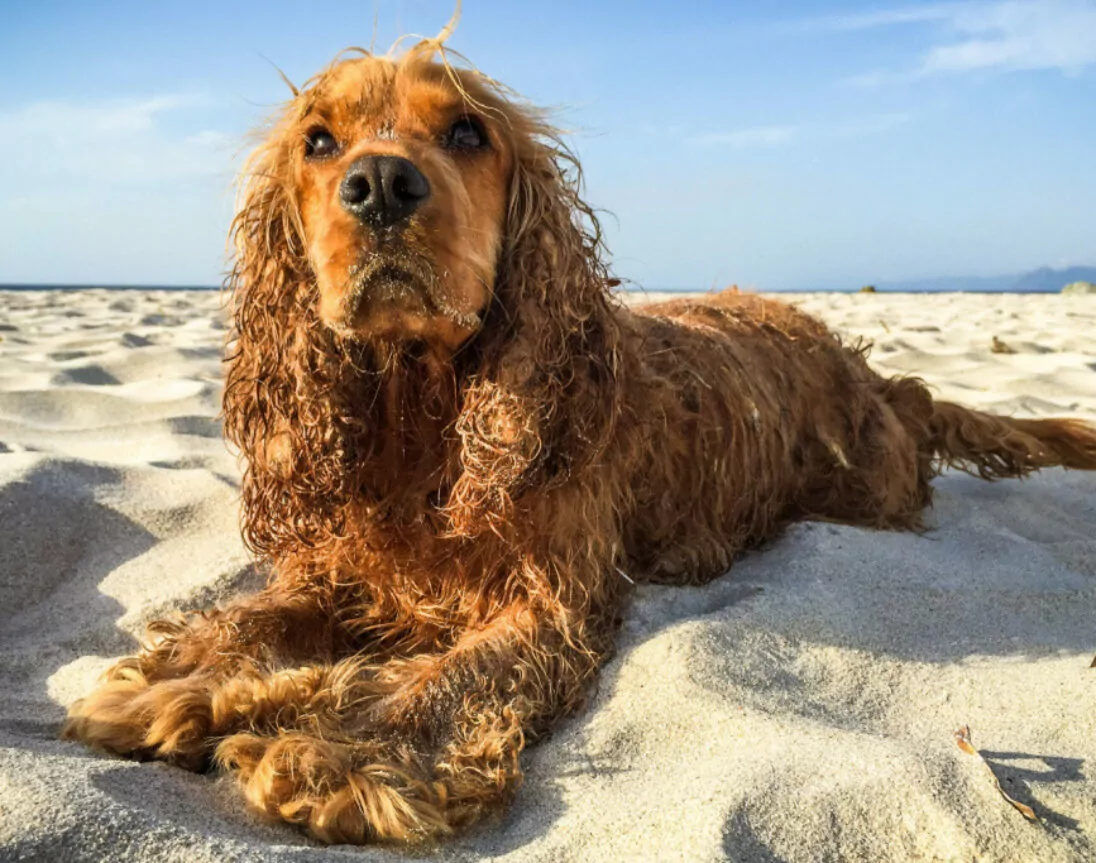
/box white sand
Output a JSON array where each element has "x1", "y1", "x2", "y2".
[{"x1": 1, "y1": 288, "x2": 1094, "y2": 862}]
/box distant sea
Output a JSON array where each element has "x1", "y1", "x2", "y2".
[
  {"x1": 0, "y1": 285, "x2": 1082, "y2": 294},
  {"x1": 0, "y1": 284, "x2": 220, "y2": 291},
  {"x1": 2, "y1": 264, "x2": 1094, "y2": 294}
]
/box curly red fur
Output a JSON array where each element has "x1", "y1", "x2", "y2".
[{"x1": 63, "y1": 37, "x2": 1096, "y2": 845}]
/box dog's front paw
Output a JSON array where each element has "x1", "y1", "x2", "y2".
[
  {"x1": 216, "y1": 732, "x2": 451, "y2": 843},
  {"x1": 62, "y1": 664, "x2": 214, "y2": 771}
]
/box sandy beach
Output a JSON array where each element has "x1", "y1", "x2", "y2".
[{"x1": 1, "y1": 288, "x2": 1094, "y2": 862}]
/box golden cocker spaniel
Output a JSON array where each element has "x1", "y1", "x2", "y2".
[{"x1": 63, "y1": 34, "x2": 1096, "y2": 845}]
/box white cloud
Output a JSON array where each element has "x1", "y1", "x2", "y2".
[
  {"x1": 829, "y1": 111, "x2": 913, "y2": 135},
  {"x1": 824, "y1": 0, "x2": 1096, "y2": 80},
  {"x1": 923, "y1": 0, "x2": 1096, "y2": 74},
  {"x1": 0, "y1": 94, "x2": 234, "y2": 183},
  {"x1": 808, "y1": 4, "x2": 959, "y2": 31},
  {"x1": 690, "y1": 125, "x2": 800, "y2": 149},
  {"x1": 689, "y1": 113, "x2": 910, "y2": 149},
  {"x1": 184, "y1": 129, "x2": 234, "y2": 148}
]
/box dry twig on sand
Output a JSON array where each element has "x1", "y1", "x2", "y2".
[{"x1": 954, "y1": 725, "x2": 1039, "y2": 823}]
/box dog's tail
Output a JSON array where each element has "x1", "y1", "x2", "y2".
[{"x1": 930, "y1": 401, "x2": 1096, "y2": 479}]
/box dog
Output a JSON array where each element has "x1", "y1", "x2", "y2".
[{"x1": 62, "y1": 33, "x2": 1096, "y2": 844}]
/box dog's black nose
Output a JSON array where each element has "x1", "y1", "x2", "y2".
[{"x1": 339, "y1": 155, "x2": 430, "y2": 228}]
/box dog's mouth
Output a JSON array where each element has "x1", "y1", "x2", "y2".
[
  {"x1": 353, "y1": 262, "x2": 422, "y2": 304},
  {"x1": 327, "y1": 252, "x2": 483, "y2": 342}
]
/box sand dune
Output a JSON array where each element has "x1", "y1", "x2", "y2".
[{"x1": 1, "y1": 289, "x2": 1094, "y2": 862}]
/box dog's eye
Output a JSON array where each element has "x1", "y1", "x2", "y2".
[
  {"x1": 304, "y1": 127, "x2": 339, "y2": 160},
  {"x1": 444, "y1": 116, "x2": 488, "y2": 151}
]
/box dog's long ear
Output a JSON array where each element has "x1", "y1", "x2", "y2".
[
  {"x1": 446, "y1": 126, "x2": 625, "y2": 537},
  {"x1": 223, "y1": 112, "x2": 369, "y2": 560}
]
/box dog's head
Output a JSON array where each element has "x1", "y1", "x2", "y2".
[
  {"x1": 225, "y1": 39, "x2": 623, "y2": 555},
  {"x1": 235, "y1": 43, "x2": 590, "y2": 353},
  {"x1": 289, "y1": 54, "x2": 516, "y2": 348}
]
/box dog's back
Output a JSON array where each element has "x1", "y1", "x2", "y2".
[{"x1": 619, "y1": 290, "x2": 1096, "y2": 585}]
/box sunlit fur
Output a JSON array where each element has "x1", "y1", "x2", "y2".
[{"x1": 63, "y1": 38, "x2": 1096, "y2": 845}]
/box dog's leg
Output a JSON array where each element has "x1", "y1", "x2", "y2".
[
  {"x1": 795, "y1": 377, "x2": 937, "y2": 530},
  {"x1": 62, "y1": 584, "x2": 342, "y2": 768},
  {"x1": 127, "y1": 585, "x2": 339, "y2": 681},
  {"x1": 213, "y1": 601, "x2": 601, "y2": 843}
]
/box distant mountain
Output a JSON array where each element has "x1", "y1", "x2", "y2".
[
  {"x1": 875, "y1": 265, "x2": 1096, "y2": 294},
  {"x1": 1010, "y1": 266, "x2": 1096, "y2": 293}
]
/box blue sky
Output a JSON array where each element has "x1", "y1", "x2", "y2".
[{"x1": 2, "y1": 0, "x2": 1094, "y2": 290}]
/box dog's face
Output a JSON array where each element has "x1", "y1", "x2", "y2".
[{"x1": 290, "y1": 57, "x2": 513, "y2": 349}]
